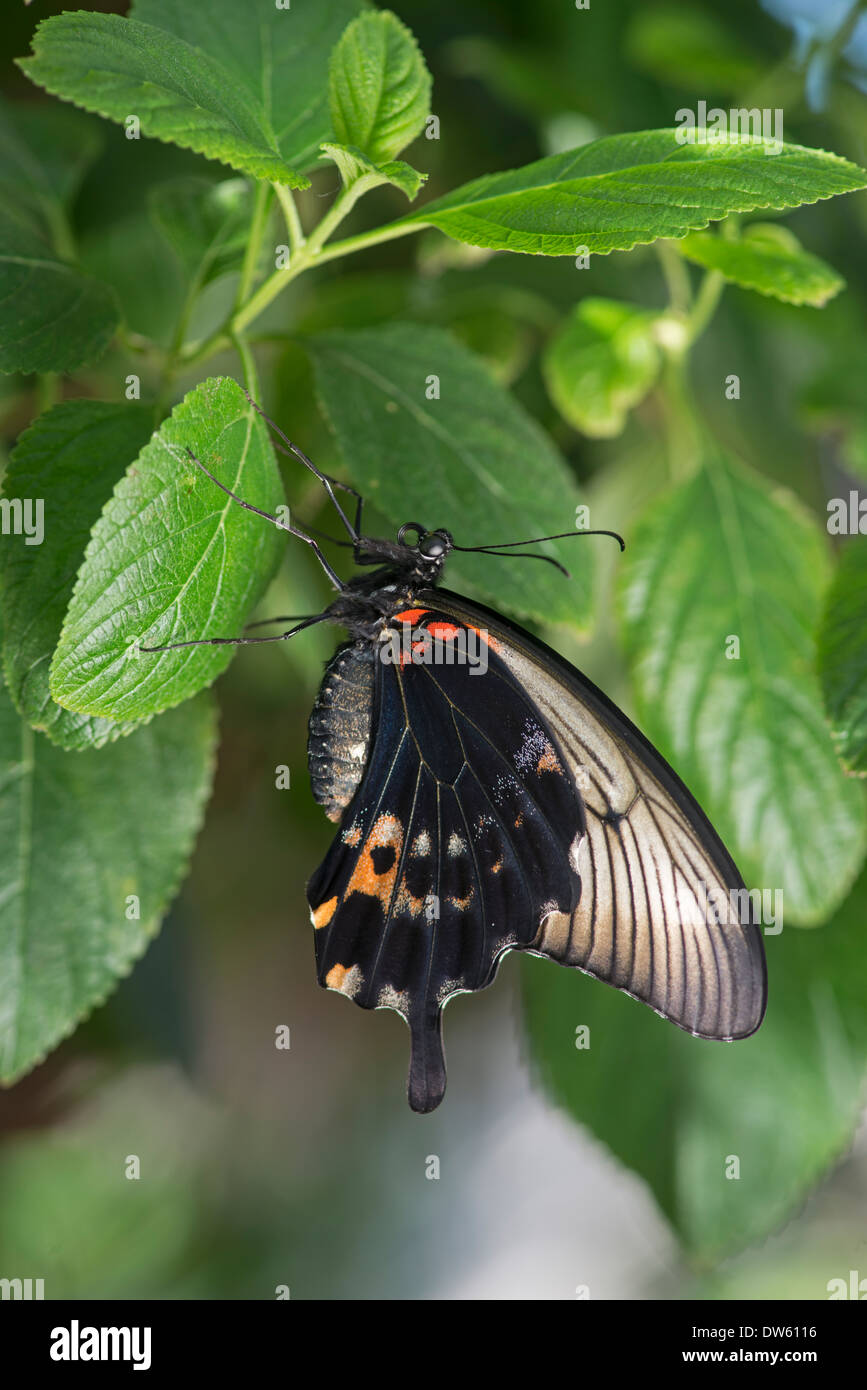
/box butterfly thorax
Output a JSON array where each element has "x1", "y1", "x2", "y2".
[
  {"x1": 320, "y1": 527, "x2": 452, "y2": 640},
  {"x1": 309, "y1": 528, "x2": 452, "y2": 822}
]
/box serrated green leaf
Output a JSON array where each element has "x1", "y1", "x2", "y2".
[
  {"x1": 307, "y1": 322, "x2": 591, "y2": 629},
  {"x1": 329, "y1": 9, "x2": 431, "y2": 166},
  {"x1": 49, "y1": 378, "x2": 285, "y2": 723},
  {"x1": 320, "y1": 142, "x2": 426, "y2": 201},
  {"x1": 0, "y1": 678, "x2": 217, "y2": 1084},
  {"x1": 19, "y1": 0, "x2": 363, "y2": 188},
  {"x1": 818, "y1": 540, "x2": 867, "y2": 776},
  {"x1": 398, "y1": 130, "x2": 867, "y2": 256},
  {"x1": 617, "y1": 452, "x2": 866, "y2": 923},
  {"x1": 523, "y1": 864, "x2": 867, "y2": 1260},
  {"x1": 0, "y1": 95, "x2": 102, "y2": 236},
  {"x1": 680, "y1": 223, "x2": 845, "y2": 306},
  {"x1": 0, "y1": 401, "x2": 154, "y2": 751},
  {"x1": 543, "y1": 297, "x2": 662, "y2": 437},
  {"x1": 0, "y1": 207, "x2": 119, "y2": 375}
]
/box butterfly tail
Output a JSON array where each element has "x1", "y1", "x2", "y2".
[{"x1": 408, "y1": 1006, "x2": 447, "y2": 1113}]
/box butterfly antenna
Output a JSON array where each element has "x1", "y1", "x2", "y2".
[
  {"x1": 456, "y1": 528, "x2": 626, "y2": 554},
  {"x1": 242, "y1": 388, "x2": 360, "y2": 540},
  {"x1": 457, "y1": 545, "x2": 572, "y2": 578}
]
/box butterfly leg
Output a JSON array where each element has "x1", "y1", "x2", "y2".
[
  {"x1": 184, "y1": 446, "x2": 346, "y2": 590},
  {"x1": 241, "y1": 388, "x2": 360, "y2": 541},
  {"x1": 139, "y1": 614, "x2": 329, "y2": 653}
]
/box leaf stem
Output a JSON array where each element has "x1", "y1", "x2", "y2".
[
  {"x1": 232, "y1": 330, "x2": 260, "y2": 401},
  {"x1": 35, "y1": 373, "x2": 60, "y2": 415},
  {"x1": 687, "y1": 270, "x2": 725, "y2": 345},
  {"x1": 308, "y1": 215, "x2": 426, "y2": 267},
  {"x1": 656, "y1": 239, "x2": 693, "y2": 314},
  {"x1": 272, "y1": 181, "x2": 305, "y2": 255}
]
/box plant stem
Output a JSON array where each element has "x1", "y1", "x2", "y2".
[
  {"x1": 232, "y1": 330, "x2": 260, "y2": 400},
  {"x1": 825, "y1": 0, "x2": 867, "y2": 67},
  {"x1": 43, "y1": 201, "x2": 76, "y2": 263},
  {"x1": 656, "y1": 240, "x2": 692, "y2": 314},
  {"x1": 272, "y1": 182, "x2": 305, "y2": 255},
  {"x1": 308, "y1": 215, "x2": 425, "y2": 267},
  {"x1": 35, "y1": 373, "x2": 60, "y2": 415},
  {"x1": 687, "y1": 270, "x2": 725, "y2": 345},
  {"x1": 654, "y1": 253, "x2": 726, "y2": 482},
  {"x1": 236, "y1": 181, "x2": 273, "y2": 309},
  {"x1": 659, "y1": 350, "x2": 702, "y2": 483}
]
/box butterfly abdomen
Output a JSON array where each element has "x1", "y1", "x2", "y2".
[{"x1": 307, "y1": 642, "x2": 376, "y2": 823}]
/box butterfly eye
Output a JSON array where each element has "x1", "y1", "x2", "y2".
[{"x1": 418, "y1": 530, "x2": 452, "y2": 559}]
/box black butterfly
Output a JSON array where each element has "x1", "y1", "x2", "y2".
[{"x1": 143, "y1": 395, "x2": 767, "y2": 1113}]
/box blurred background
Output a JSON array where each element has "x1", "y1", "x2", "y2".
[{"x1": 2, "y1": 0, "x2": 867, "y2": 1299}]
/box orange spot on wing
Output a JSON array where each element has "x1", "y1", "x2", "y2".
[
  {"x1": 324, "y1": 962, "x2": 363, "y2": 997},
  {"x1": 537, "y1": 744, "x2": 563, "y2": 775},
  {"x1": 447, "y1": 889, "x2": 475, "y2": 911},
  {"x1": 312, "y1": 896, "x2": 338, "y2": 929},
  {"x1": 394, "y1": 608, "x2": 429, "y2": 624},
  {"x1": 394, "y1": 875, "x2": 425, "y2": 918},
  {"x1": 346, "y1": 812, "x2": 403, "y2": 909}
]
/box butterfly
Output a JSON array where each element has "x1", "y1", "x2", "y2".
[{"x1": 143, "y1": 393, "x2": 767, "y2": 1113}]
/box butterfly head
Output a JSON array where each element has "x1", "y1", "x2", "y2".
[{"x1": 397, "y1": 523, "x2": 454, "y2": 579}]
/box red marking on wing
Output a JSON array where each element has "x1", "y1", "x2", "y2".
[
  {"x1": 394, "y1": 607, "x2": 430, "y2": 624},
  {"x1": 427, "y1": 621, "x2": 462, "y2": 642},
  {"x1": 467, "y1": 623, "x2": 501, "y2": 653}
]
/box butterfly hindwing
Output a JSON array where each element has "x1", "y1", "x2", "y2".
[
  {"x1": 427, "y1": 588, "x2": 768, "y2": 1043},
  {"x1": 307, "y1": 610, "x2": 585, "y2": 1111}
]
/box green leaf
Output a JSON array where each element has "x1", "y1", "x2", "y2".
[
  {"x1": 0, "y1": 402, "x2": 155, "y2": 752},
  {"x1": 0, "y1": 208, "x2": 119, "y2": 375},
  {"x1": 679, "y1": 224, "x2": 844, "y2": 306},
  {"x1": 617, "y1": 452, "x2": 866, "y2": 924},
  {"x1": 320, "y1": 142, "x2": 426, "y2": 201},
  {"x1": 543, "y1": 298, "x2": 662, "y2": 437},
  {"x1": 329, "y1": 9, "x2": 431, "y2": 166},
  {"x1": 307, "y1": 322, "x2": 592, "y2": 629},
  {"x1": 818, "y1": 540, "x2": 867, "y2": 776},
  {"x1": 149, "y1": 177, "x2": 253, "y2": 287},
  {"x1": 0, "y1": 95, "x2": 102, "y2": 237},
  {"x1": 49, "y1": 378, "x2": 285, "y2": 723},
  {"x1": 523, "y1": 864, "x2": 867, "y2": 1260},
  {"x1": 398, "y1": 130, "x2": 867, "y2": 256},
  {"x1": 19, "y1": 0, "x2": 363, "y2": 188},
  {"x1": 0, "y1": 678, "x2": 217, "y2": 1084}
]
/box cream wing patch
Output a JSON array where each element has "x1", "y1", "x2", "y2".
[{"x1": 471, "y1": 629, "x2": 765, "y2": 1040}]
